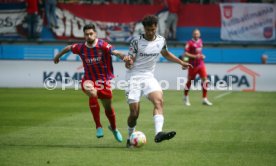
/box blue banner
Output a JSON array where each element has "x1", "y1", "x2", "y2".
[{"x1": 1, "y1": 44, "x2": 276, "y2": 64}]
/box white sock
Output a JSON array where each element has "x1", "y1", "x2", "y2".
[
  {"x1": 153, "y1": 114, "x2": 164, "y2": 135},
  {"x1": 127, "y1": 126, "x2": 135, "y2": 139}
]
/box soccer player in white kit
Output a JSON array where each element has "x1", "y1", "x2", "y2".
[{"x1": 125, "y1": 15, "x2": 192, "y2": 147}]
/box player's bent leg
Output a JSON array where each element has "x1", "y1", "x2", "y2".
[
  {"x1": 147, "y1": 91, "x2": 164, "y2": 115},
  {"x1": 100, "y1": 98, "x2": 122, "y2": 143},
  {"x1": 147, "y1": 91, "x2": 164, "y2": 134},
  {"x1": 147, "y1": 91, "x2": 176, "y2": 143},
  {"x1": 127, "y1": 102, "x2": 140, "y2": 148},
  {"x1": 125, "y1": 76, "x2": 142, "y2": 147},
  {"x1": 89, "y1": 97, "x2": 103, "y2": 138},
  {"x1": 128, "y1": 102, "x2": 140, "y2": 127},
  {"x1": 101, "y1": 99, "x2": 116, "y2": 130}
]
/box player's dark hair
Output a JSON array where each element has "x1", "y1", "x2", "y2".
[
  {"x1": 142, "y1": 15, "x2": 158, "y2": 27},
  {"x1": 83, "y1": 24, "x2": 96, "y2": 32}
]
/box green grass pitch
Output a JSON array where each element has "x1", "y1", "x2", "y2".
[{"x1": 0, "y1": 88, "x2": 275, "y2": 166}]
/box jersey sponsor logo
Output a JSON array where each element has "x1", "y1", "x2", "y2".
[
  {"x1": 139, "y1": 53, "x2": 159, "y2": 57},
  {"x1": 85, "y1": 57, "x2": 102, "y2": 64}
]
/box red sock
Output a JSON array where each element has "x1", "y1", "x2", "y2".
[
  {"x1": 184, "y1": 80, "x2": 191, "y2": 96},
  {"x1": 202, "y1": 82, "x2": 208, "y2": 98},
  {"x1": 89, "y1": 97, "x2": 102, "y2": 129},
  {"x1": 105, "y1": 108, "x2": 116, "y2": 130}
]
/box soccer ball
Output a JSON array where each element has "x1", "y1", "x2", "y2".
[{"x1": 130, "y1": 131, "x2": 147, "y2": 147}]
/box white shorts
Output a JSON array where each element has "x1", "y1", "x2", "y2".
[{"x1": 125, "y1": 75, "x2": 162, "y2": 104}]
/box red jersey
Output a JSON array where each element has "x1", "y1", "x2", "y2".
[
  {"x1": 71, "y1": 39, "x2": 114, "y2": 82},
  {"x1": 185, "y1": 38, "x2": 204, "y2": 67}
]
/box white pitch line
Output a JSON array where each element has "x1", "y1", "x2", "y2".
[{"x1": 214, "y1": 91, "x2": 232, "y2": 100}]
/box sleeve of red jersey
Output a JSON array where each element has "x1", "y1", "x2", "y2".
[
  {"x1": 71, "y1": 43, "x2": 81, "y2": 54},
  {"x1": 185, "y1": 41, "x2": 190, "y2": 52},
  {"x1": 103, "y1": 41, "x2": 114, "y2": 55}
]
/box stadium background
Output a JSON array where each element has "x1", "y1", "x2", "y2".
[
  {"x1": 1, "y1": 0, "x2": 276, "y2": 90},
  {"x1": 0, "y1": 1, "x2": 276, "y2": 166}
]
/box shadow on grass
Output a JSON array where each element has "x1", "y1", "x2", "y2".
[{"x1": 0, "y1": 143, "x2": 126, "y2": 149}]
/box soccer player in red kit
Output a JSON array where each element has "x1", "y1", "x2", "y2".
[
  {"x1": 182, "y1": 29, "x2": 212, "y2": 106},
  {"x1": 54, "y1": 24, "x2": 128, "y2": 142}
]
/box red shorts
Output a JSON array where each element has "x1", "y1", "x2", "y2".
[
  {"x1": 187, "y1": 64, "x2": 207, "y2": 80},
  {"x1": 81, "y1": 79, "x2": 112, "y2": 99}
]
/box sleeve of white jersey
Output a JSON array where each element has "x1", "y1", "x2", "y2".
[
  {"x1": 161, "y1": 38, "x2": 168, "y2": 52},
  {"x1": 128, "y1": 39, "x2": 138, "y2": 58}
]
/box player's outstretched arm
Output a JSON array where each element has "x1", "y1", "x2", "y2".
[
  {"x1": 161, "y1": 50, "x2": 192, "y2": 69},
  {"x1": 53, "y1": 45, "x2": 72, "y2": 64},
  {"x1": 111, "y1": 50, "x2": 127, "y2": 61},
  {"x1": 111, "y1": 50, "x2": 134, "y2": 69}
]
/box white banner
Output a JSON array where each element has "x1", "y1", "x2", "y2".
[
  {"x1": 220, "y1": 3, "x2": 275, "y2": 41},
  {"x1": 0, "y1": 60, "x2": 276, "y2": 92},
  {"x1": 52, "y1": 8, "x2": 168, "y2": 42},
  {"x1": 0, "y1": 11, "x2": 26, "y2": 34}
]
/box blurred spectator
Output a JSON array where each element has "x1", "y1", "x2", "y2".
[
  {"x1": 45, "y1": 0, "x2": 58, "y2": 28},
  {"x1": 90, "y1": 0, "x2": 110, "y2": 4},
  {"x1": 261, "y1": 55, "x2": 268, "y2": 64},
  {"x1": 266, "y1": 0, "x2": 275, "y2": 2},
  {"x1": 164, "y1": 0, "x2": 181, "y2": 41},
  {"x1": 113, "y1": 0, "x2": 130, "y2": 4},
  {"x1": 111, "y1": 0, "x2": 129, "y2": 3},
  {"x1": 26, "y1": 0, "x2": 39, "y2": 39},
  {"x1": 221, "y1": 0, "x2": 248, "y2": 2},
  {"x1": 110, "y1": 0, "x2": 152, "y2": 4},
  {"x1": 138, "y1": 0, "x2": 153, "y2": 4},
  {"x1": 2, "y1": 0, "x2": 25, "y2": 2},
  {"x1": 153, "y1": 0, "x2": 165, "y2": 4}
]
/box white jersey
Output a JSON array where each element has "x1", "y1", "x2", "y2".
[{"x1": 127, "y1": 34, "x2": 167, "y2": 76}]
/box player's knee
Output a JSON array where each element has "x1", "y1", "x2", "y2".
[
  {"x1": 201, "y1": 78, "x2": 209, "y2": 85},
  {"x1": 105, "y1": 109, "x2": 115, "y2": 117},
  {"x1": 153, "y1": 98, "x2": 163, "y2": 109},
  {"x1": 83, "y1": 80, "x2": 97, "y2": 97},
  {"x1": 105, "y1": 106, "x2": 112, "y2": 112},
  {"x1": 86, "y1": 89, "x2": 98, "y2": 98},
  {"x1": 131, "y1": 112, "x2": 139, "y2": 120}
]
